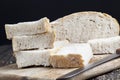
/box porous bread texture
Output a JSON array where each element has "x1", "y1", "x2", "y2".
[
  {"x1": 88, "y1": 36, "x2": 120, "y2": 54},
  {"x1": 15, "y1": 40, "x2": 69, "y2": 68},
  {"x1": 5, "y1": 17, "x2": 51, "y2": 39},
  {"x1": 50, "y1": 43, "x2": 93, "y2": 68},
  {"x1": 51, "y1": 11, "x2": 119, "y2": 43},
  {"x1": 52, "y1": 40, "x2": 69, "y2": 50},
  {"x1": 15, "y1": 50, "x2": 51, "y2": 68},
  {"x1": 12, "y1": 31, "x2": 55, "y2": 51}
]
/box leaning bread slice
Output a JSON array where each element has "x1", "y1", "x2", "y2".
[
  {"x1": 88, "y1": 36, "x2": 120, "y2": 54},
  {"x1": 15, "y1": 40, "x2": 69, "y2": 68},
  {"x1": 12, "y1": 31, "x2": 55, "y2": 51},
  {"x1": 50, "y1": 43, "x2": 93, "y2": 68},
  {"x1": 51, "y1": 11, "x2": 119, "y2": 43},
  {"x1": 5, "y1": 17, "x2": 51, "y2": 39}
]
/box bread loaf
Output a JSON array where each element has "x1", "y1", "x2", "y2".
[
  {"x1": 5, "y1": 17, "x2": 51, "y2": 39},
  {"x1": 51, "y1": 11, "x2": 119, "y2": 43}
]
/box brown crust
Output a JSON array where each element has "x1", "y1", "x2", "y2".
[
  {"x1": 50, "y1": 54, "x2": 84, "y2": 68},
  {"x1": 103, "y1": 13, "x2": 120, "y2": 34},
  {"x1": 43, "y1": 17, "x2": 52, "y2": 33}
]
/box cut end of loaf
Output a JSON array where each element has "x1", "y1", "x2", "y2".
[
  {"x1": 50, "y1": 43, "x2": 93, "y2": 68},
  {"x1": 50, "y1": 54, "x2": 84, "y2": 68}
]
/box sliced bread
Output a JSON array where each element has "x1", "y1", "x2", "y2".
[
  {"x1": 51, "y1": 11, "x2": 119, "y2": 43},
  {"x1": 88, "y1": 36, "x2": 120, "y2": 54},
  {"x1": 5, "y1": 17, "x2": 51, "y2": 39},
  {"x1": 15, "y1": 40, "x2": 69, "y2": 68},
  {"x1": 15, "y1": 50, "x2": 52, "y2": 68},
  {"x1": 50, "y1": 43, "x2": 93, "y2": 68},
  {"x1": 12, "y1": 31, "x2": 55, "y2": 51}
]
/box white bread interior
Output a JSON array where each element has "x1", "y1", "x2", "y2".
[
  {"x1": 12, "y1": 31, "x2": 55, "y2": 51},
  {"x1": 88, "y1": 36, "x2": 120, "y2": 54},
  {"x1": 15, "y1": 50, "x2": 51, "y2": 68}
]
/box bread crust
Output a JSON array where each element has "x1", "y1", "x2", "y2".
[{"x1": 50, "y1": 54, "x2": 84, "y2": 68}]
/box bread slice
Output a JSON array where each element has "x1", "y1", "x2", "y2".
[
  {"x1": 14, "y1": 40, "x2": 69, "y2": 68},
  {"x1": 50, "y1": 43, "x2": 93, "y2": 68},
  {"x1": 5, "y1": 17, "x2": 51, "y2": 39},
  {"x1": 12, "y1": 31, "x2": 55, "y2": 51},
  {"x1": 51, "y1": 11, "x2": 119, "y2": 43},
  {"x1": 88, "y1": 36, "x2": 120, "y2": 54},
  {"x1": 15, "y1": 50, "x2": 51, "y2": 68}
]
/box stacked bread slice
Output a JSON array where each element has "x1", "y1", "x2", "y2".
[
  {"x1": 5, "y1": 17, "x2": 55, "y2": 51},
  {"x1": 5, "y1": 17, "x2": 56, "y2": 68},
  {"x1": 12, "y1": 32, "x2": 55, "y2": 51},
  {"x1": 5, "y1": 17, "x2": 51, "y2": 39}
]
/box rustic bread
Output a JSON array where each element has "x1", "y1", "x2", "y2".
[
  {"x1": 51, "y1": 11, "x2": 119, "y2": 43},
  {"x1": 50, "y1": 43, "x2": 93, "y2": 68},
  {"x1": 88, "y1": 36, "x2": 120, "y2": 54},
  {"x1": 15, "y1": 40, "x2": 69, "y2": 68},
  {"x1": 5, "y1": 17, "x2": 51, "y2": 39},
  {"x1": 12, "y1": 31, "x2": 55, "y2": 51}
]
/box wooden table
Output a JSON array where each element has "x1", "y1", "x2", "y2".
[{"x1": 0, "y1": 45, "x2": 120, "y2": 80}]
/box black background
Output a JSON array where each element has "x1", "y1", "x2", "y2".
[{"x1": 0, "y1": 0, "x2": 120, "y2": 45}]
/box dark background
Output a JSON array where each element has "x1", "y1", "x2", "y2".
[{"x1": 0, "y1": 0, "x2": 120, "y2": 45}]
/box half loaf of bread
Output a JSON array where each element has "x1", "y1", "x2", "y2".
[{"x1": 51, "y1": 11, "x2": 119, "y2": 43}]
